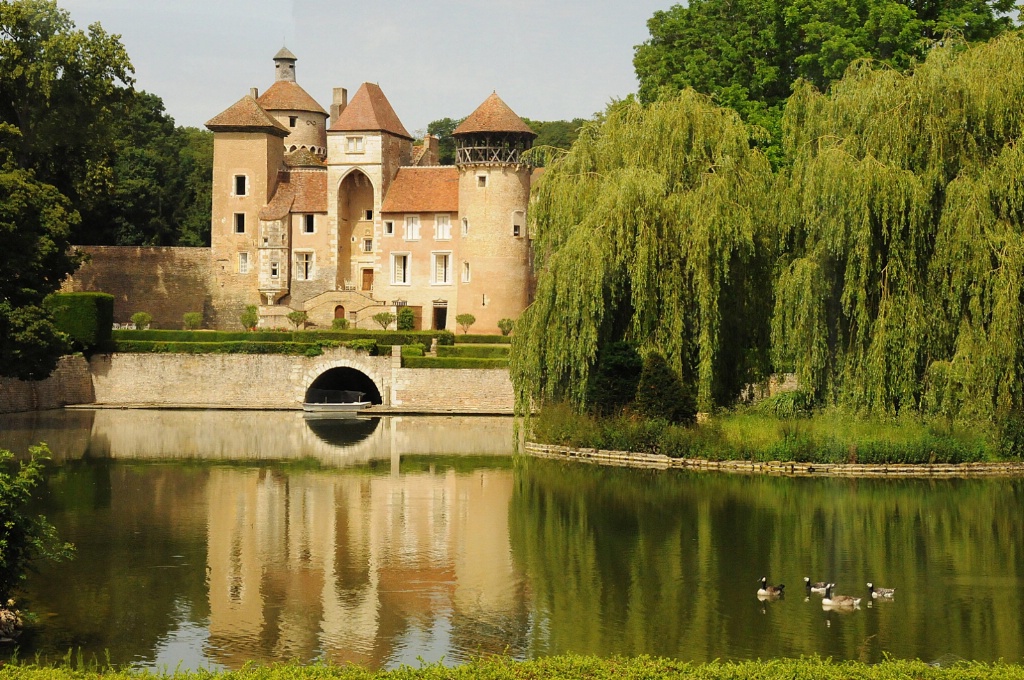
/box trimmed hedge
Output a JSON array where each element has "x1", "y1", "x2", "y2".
[
  {"x1": 113, "y1": 340, "x2": 327, "y2": 356},
  {"x1": 455, "y1": 333, "x2": 511, "y2": 344},
  {"x1": 113, "y1": 329, "x2": 440, "y2": 345},
  {"x1": 401, "y1": 343, "x2": 427, "y2": 358},
  {"x1": 403, "y1": 356, "x2": 509, "y2": 369},
  {"x1": 438, "y1": 345, "x2": 510, "y2": 358},
  {"x1": 44, "y1": 292, "x2": 114, "y2": 350}
]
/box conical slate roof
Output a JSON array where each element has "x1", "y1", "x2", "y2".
[
  {"x1": 257, "y1": 80, "x2": 328, "y2": 115},
  {"x1": 205, "y1": 95, "x2": 291, "y2": 136},
  {"x1": 274, "y1": 46, "x2": 297, "y2": 61},
  {"x1": 329, "y1": 83, "x2": 412, "y2": 140},
  {"x1": 454, "y1": 92, "x2": 535, "y2": 136}
]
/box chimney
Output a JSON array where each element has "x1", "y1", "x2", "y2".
[
  {"x1": 331, "y1": 87, "x2": 348, "y2": 123},
  {"x1": 250, "y1": 87, "x2": 259, "y2": 99},
  {"x1": 424, "y1": 134, "x2": 440, "y2": 165}
]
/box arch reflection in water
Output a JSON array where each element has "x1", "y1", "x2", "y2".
[{"x1": 303, "y1": 415, "x2": 381, "y2": 447}]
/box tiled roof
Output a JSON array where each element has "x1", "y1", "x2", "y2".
[
  {"x1": 291, "y1": 169, "x2": 327, "y2": 213},
  {"x1": 206, "y1": 96, "x2": 291, "y2": 137},
  {"x1": 454, "y1": 92, "x2": 535, "y2": 136},
  {"x1": 329, "y1": 83, "x2": 412, "y2": 139},
  {"x1": 381, "y1": 167, "x2": 459, "y2": 213},
  {"x1": 257, "y1": 80, "x2": 328, "y2": 115},
  {"x1": 284, "y1": 148, "x2": 325, "y2": 167},
  {"x1": 274, "y1": 46, "x2": 297, "y2": 60},
  {"x1": 411, "y1": 144, "x2": 428, "y2": 165},
  {"x1": 259, "y1": 183, "x2": 294, "y2": 221}
]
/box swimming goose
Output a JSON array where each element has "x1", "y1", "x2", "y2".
[
  {"x1": 757, "y1": 576, "x2": 785, "y2": 598},
  {"x1": 867, "y1": 582, "x2": 895, "y2": 598},
  {"x1": 804, "y1": 577, "x2": 827, "y2": 593},
  {"x1": 822, "y1": 583, "x2": 860, "y2": 608}
]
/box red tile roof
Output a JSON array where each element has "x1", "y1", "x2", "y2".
[
  {"x1": 381, "y1": 167, "x2": 459, "y2": 213},
  {"x1": 257, "y1": 80, "x2": 328, "y2": 115},
  {"x1": 259, "y1": 182, "x2": 293, "y2": 221},
  {"x1": 329, "y1": 83, "x2": 412, "y2": 139},
  {"x1": 206, "y1": 96, "x2": 291, "y2": 136},
  {"x1": 285, "y1": 148, "x2": 325, "y2": 167},
  {"x1": 454, "y1": 92, "x2": 535, "y2": 136},
  {"x1": 290, "y1": 169, "x2": 327, "y2": 213}
]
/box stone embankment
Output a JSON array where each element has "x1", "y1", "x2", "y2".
[
  {"x1": 0, "y1": 356, "x2": 94, "y2": 414},
  {"x1": 525, "y1": 442, "x2": 1024, "y2": 477}
]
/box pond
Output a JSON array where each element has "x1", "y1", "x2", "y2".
[{"x1": 1, "y1": 409, "x2": 1023, "y2": 670}]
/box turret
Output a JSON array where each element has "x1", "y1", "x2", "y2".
[{"x1": 258, "y1": 48, "x2": 329, "y2": 158}]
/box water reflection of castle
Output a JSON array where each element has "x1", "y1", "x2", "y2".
[{"x1": 205, "y1": 465, "x2": 526, "y2": 667}]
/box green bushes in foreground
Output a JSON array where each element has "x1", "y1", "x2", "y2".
[
  {"x1": 3, "y1": 655, "x2": 1024, "y2": 679},
  {"x1": 113, "y1": 329, "x2": 439, "y2": 345},
  {"x1": 437, "y1": 345, "x2": 509, "y2": 359},
  {"x1": 403, "y1": 356, "x2": 509, "y2": 369},
  {"x1": 113, "y1": 340, "x2": 333, "y2": 357},
  {"x1": 531, "y1": 403, "x2": 1000, "y2": 464},
  {"x1": 43, "y1": 292, "x2": 114, "y2": 351}
]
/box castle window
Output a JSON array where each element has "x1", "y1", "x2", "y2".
[
  {"x1": 289, "y1": 116, "x2": 297, "y2": 127},
  {"x1": 295, "y1": 252, "x2": 314, "y2": 281},
  {"x1": 346, "y1": 136, "x2": 364, "y2": 153},
  {"x1": 392, "y1": 253, "x2": 410, "y2": 285},
  {"x1": 303, "y1": 214, "x2": 314, "y2": 233},
  {"x1": 364, "y1": 209, "x2": 373, "y2": 221},
  {"x1": 404, "y1": 215, "x2": 420, "y2": 241},
  {"x1": 435, "y1": 214, "x2": 451, "y2": 240},
  {"x1": 362, "y1": 238, "x2": 373, "y2": 253},
  {"x1": 384, "y1": 220, "x2": 394, "y2": 236},
  {"x1": 234, "y1": 175, "x2": 247, "y2": 196},
  {"x1": 234, "y1": 213, "x2": 245, "y2": 234},
  {"x1": 461, "y1": 217, "x2": 469, "y2": 236},
  {"x1": 432, "y1": 252, "x2": 451, "y2": 285},
  {"x1": 477, "y1": 175, "x2": 487, "y2": 188},
  {"x1": 238, "y1": 252, "x2": 249, "y2": 274},
  {"x1": 462, "y1": 261, "x2": 471, "y2": 283},
  {"x1": 271, "y1": 261, "x2": 279, "y2": 279},
  {"x1": 512, "y1": 210, "x2": 525, "y2": 237}
]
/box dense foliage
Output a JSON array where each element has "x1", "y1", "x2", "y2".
[
  {"x1": 635, "y1": 351, "x2": 697, "y2": 424},
  {"x1": 43, "y1": 292, "x2": 114, "y2": 350},
  {"x1": 511, "y1": 89, "x2": 773, "y2": 414},
  {"x1": 0, "y1": 445, "x2": 74, "y2": 604}
]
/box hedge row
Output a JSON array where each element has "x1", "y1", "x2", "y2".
[
  {"x1": 113, "y1": 340, "x2": 328, "y2": 356},
  {"x1": 113, "y1": 329, "x2": 440, "y2": 345},
  {"x1": 403, "y1": 356, "x2": 509, "y2": 369},
  {"x1": 455, "y1": 334, "x2": 511, "y2": 344},
  {"x1": 438, "y1": 345, "x2": 510, "y2": 358},
  {"x1": 44, "y1": 292, "x2": 114, "y2": 350}
]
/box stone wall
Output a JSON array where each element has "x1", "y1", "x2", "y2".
[
  {"x1": 64, "y1": 246, "x2": 221, "y2": 329},
  {"x1": 0, "y1": 356, "x2": 94, "y2": 414},
  {"x1": 391, "y1": 367, "x2": 513, "y2": 413}
]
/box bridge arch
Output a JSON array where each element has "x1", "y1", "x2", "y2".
[{"x1": 299, "y1": 357, "x2": 389, "y2": 406}]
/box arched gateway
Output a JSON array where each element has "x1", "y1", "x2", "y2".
[{"x1": 299, "y1": 356, "x2": 388, "y2": 406}]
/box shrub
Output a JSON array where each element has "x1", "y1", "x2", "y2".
[
  {"x1": 43, "y1": 292, "x2": 114, "y2": 350},
  {"x1": 373, "y1": 311, "x2": 396, "y2": 330},
  {"x1": 437, "y1": 345, "x2": 509, "y2": 359},
  {"x1": 455, "y1": 313, "x2": 476, "y2": 334},
  {"x1": 454, "y1": 333, "x2": 511, "y2": 344},
  {"x1": 635, "y1": 351, "x2": 696, "y2": 424},
  {"x1": 342, "y1": 338, "x2": 378, "y2": 354},
  {"x1": 587, "y1": 341, "x2": 642, "y2": 416},
  {"x1": 436, "y1": 330, "x2": 456, "y2": 346},
  {"x1": 182, "y1": 312, "x2": 202, "y2": 330},
  {"x1": 401, "y1": 343, "x2": 426, "y2": 358},
  {"x1": 397, "y1": 307, "x2": 415, "y2": 331},
  {"x1": 0, "y1": 445, "x2": 74, "y2": 604},
  {"x1": 130, "y1": 311, "x2": 152, "y2": 330},
  {"x1": 497, "y1": 318, "x2": 514, "y2": 336},
  {"x1": 240, "y1": 305, "x2": 259, "y2": 331},
  {"x1": 286, "y1": 310, "x2": 308, "y2": 329},
  {"x1": 332, "y1": 318, "x2": 349, "y2": 330},
  {"x1": 403, "y1": 356, "x2": 508, "y2": 369}
]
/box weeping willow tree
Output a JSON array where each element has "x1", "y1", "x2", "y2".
[
  {"x1": 774, "y1": 34, "x2": 1024, "y2": 419},
  {"x1": 511, "y1": 90, "x2": 773, "y2": 414}
]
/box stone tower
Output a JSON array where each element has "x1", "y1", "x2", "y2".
[
  {"x1": 257, "y1": 48, "x2": 329, "y2": 158},
  {"x1": 453, "y1": 92, "x2": 536, "y2": 332}
]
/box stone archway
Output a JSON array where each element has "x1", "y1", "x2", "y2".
[
  {"x1": 298, "y1": 355, "x2": 390, "y2": 406},
  {"x1": 304, "y1": 367, "x2": 382, "y2": 405}
]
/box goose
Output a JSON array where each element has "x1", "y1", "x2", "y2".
[
  {"x1": 757, "y1": 576, "x2": 785, "y2": 598},
  {"x1": 822, "y1": 583, "x2": 860, "y2": 608},
  {"x1": 867, "y1": 582, "x2": 895, "y2": 598},
  {"x1": 804, "y1": 577, "x2": 827, "y2": 593}
]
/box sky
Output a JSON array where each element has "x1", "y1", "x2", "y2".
[{"x1": 58, "y1": 0, "x2": 670, "y2": 135}]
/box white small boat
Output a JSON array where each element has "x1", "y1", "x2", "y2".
[{"x1": 302, "y1": 388, "x2": 371, "y2": 414}]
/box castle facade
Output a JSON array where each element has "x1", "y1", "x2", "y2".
[{"x1": 206, "y1": 48, "x2": 538, "y2": 332}]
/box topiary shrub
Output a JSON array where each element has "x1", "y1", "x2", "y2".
[
  {"x1": 455, "y1": 313, "x2": 476, "y2": 334},
  {"x1": 332, "y1": 318, "x2": 349, "y2": 330},
  {"x1": 373, "y1": 311, "x2": 396, "y2": 330},
  {"x1": 436, "y1": 330, "x2": 456, "y2": 346},
  {"x1": 586, "y1": 341, "x2": 642, "y2": 416},
  {"x1": 240, "y1": 305, "x2": 259, "y2": 331},
  {"x1": 43, "y1": 292, "x2": 114, "y2": 350},
  {"x1": 635, "y1": 351, "x2": 697, "y2": 424},
  {"x1": 497, "y1": 318, "x2": 514, "y2": 336},
  {"x1": 286, "y1": 310, "x2": 308, "y2": 329},
  {"x1": 182, "y1": 312, "x2": 202, "y2": 330},
  {"x1": 397, "y1": 307, "x2": 415, "y2": 331},
  {"x1": 130, "y1": 311, "x2": 152, "y2": 331}
]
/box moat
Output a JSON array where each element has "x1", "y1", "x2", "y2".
[{"x1": 1, "y1": 409, "x2": 1023, "y2": 670}]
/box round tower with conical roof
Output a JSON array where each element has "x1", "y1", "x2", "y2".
[
  {"x1": 258, "y1": 48, "x2": 329, "y2": 157},
  {"x1": 453, "y1": 92, "x2": 536, "y2": 333}
]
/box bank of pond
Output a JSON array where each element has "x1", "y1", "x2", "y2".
[
  {"x1": 530, "y1": 403, "x2": 1024, "y2": 465},
  {"x1": 2, "y1": 656, "x2": 1024, "y2": 679}
]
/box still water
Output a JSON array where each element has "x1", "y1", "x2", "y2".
[{"x1": 1, "y1": 409, "x2": 1023, "y2": 670}]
